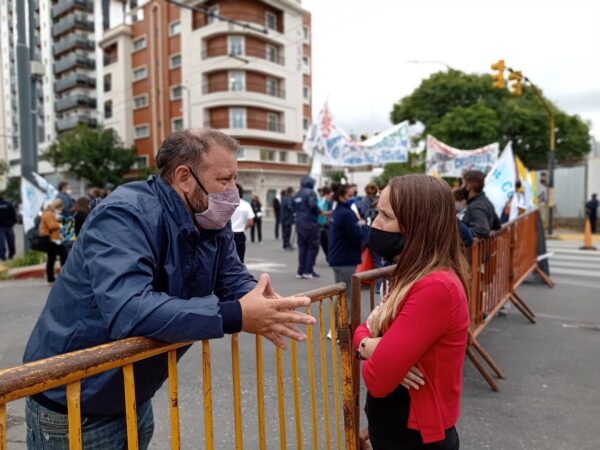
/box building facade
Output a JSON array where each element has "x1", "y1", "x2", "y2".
[{"x1": 100, "y1": 0, "x2": 312, "y2": 207}]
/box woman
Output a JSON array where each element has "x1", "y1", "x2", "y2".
[
  {"x1": 353, "y1": 175, "x2": 469, "y2": 449},
  {"x1": 71, "y1": 196, "x2": 91, "y2": 236},
  {"x1": 328, "y1": 184, "x2": 367, "y2": 302},
  {"x1": 250, "y1": 195, "x2": 263, "y2": 244},
  {"x1": 39, "y1": 198, "x2": 68, "y2": 283}
]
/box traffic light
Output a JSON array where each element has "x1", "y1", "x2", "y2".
[
  {"x1": 490, "y1": 59, "x2": 505, "y2": 89},
  {"x1": 509, "y1": 70, "x2": 523, "y2": 96},
  {"x1": 539, "y1": 170, "x2": 549, "y2": 186}
]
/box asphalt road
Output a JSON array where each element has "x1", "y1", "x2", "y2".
[{"x1": 1, "y1": 223, "x2": 599, "y2": 449}]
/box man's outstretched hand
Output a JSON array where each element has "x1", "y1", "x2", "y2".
[{"x1": 240, "y1": 274, "x2": 316, "y2": 349}]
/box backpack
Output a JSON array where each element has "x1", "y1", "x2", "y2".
[
  {"x1": 26, "y1": 215, "x2": 49, "y2": 252},
  {"x1": 60, "y1": 213, "x2": 76, "y2": 243}
]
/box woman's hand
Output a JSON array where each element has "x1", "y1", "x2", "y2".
[
  {"x1": 358, "y1": 337, "x2": 381, "y2": 359},
  {"x1": 400, "y1": 366, "x2": 426, "y2": 390}
]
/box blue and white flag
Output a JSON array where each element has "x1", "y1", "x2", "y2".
[
  {"x1": 21, "y1": 177, "x2": 45, "y2": 232},
  {"x1": 31, "y1": 172, "x2": 58, "y2": 208},
  {"x1": 484, "y1": 142, "x2": 516, "y2": 218}
]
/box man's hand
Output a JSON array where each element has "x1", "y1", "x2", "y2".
[
  {"x1": 400, "y1": 366, "x2": 426, "y2": 390},
  {"x1": 240, "y1": 274, "x2": 316, "y2": 349}
]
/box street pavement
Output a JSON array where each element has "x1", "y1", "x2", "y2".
[{"x1": 1, "y1": 223, "x2": 599, "y2": 449}]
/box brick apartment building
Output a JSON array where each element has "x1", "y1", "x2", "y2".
[{"x1": 100, "y1": 0, "x2": 312, "y2": 206}]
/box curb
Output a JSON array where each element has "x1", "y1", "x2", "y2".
[{"x1": 7, "y1": 264, "x2": 55, "y2": 280}]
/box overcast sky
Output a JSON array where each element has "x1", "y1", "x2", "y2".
[{"x1": 302, "y1": 0, "x2": 600, "y2": 143}]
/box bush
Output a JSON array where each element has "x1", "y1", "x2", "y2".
[{"x1": 5, "y1": 251, "x2": 46, "y2": 268}]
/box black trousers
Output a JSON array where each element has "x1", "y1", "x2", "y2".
[
  {"x1": 282, "y1": 224, "x2": 292, "y2": 248},
  {"x1": 368, "y1": 426, "x2": 459, "y2": 450},
  {"x1": 251, "y1": 218, "x2": 262, "y2": 243},
  {"x1": 590, "y1": 215, "x2": 597, "y2": 233},
  {"x1": 274, "y1": 215, "x2": 281, "y2": 239},
  {"x1": 45, "y1": 242, "x2": 67, "y2": 282},
  {"x1": 296, "y1": 222, "x2": 319, "y2": 275},
  {"x1": 320, "y1": 225, "x2": 329, "y2": 258},
  {"x1": 233, "y1": 232, "x2": 246, "y2": 263}
]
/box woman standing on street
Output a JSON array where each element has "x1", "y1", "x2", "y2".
[
  {"x1": 354, "y1": 175, "x2": 469, "y2": 449},
  {"x1": 250, "y1": 195, "x2": 263, "y2": 243},
  {"x1": 39, "y1": 198, "x2": 68, "y2": 283}
]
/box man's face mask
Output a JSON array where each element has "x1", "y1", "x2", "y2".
[{"x1": 185, "y1": 166, "x2": 240, "y2": 230}]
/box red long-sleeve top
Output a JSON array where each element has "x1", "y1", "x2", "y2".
[{"x1": 353, "y1": 270, "x2": 469, "y2": 444}]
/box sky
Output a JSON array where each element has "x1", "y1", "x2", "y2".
[{"x1": 301, "y1": 0, "x2": 600, "y2": 143}]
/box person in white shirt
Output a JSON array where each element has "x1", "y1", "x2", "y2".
[{"x1": 230, "y1": 184, "x2": 255, "y2": 263}]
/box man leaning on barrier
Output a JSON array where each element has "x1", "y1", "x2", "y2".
[{"x1": 22, "y1": 129, "x2": 316, "y2": 450}]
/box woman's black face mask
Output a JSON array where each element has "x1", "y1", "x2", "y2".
[{"x1": 368, "y1": 227, "x2": 406, "y2": 261}]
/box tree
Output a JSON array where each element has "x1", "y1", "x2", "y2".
[
  {"x1": 390, "y1": 70, "x2": 592, "y2": 166},
  {"x1": 44, "y1": 125, "x2": 137, "y2": 187},
  {"x1": 373, "y1": 152, "x2": 425, "y2": 187}
]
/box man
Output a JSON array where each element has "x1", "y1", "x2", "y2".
[
  {"x1": 23, "y1": 129, "x2": 315, "y2": 449},
  {"x1": 56, "y1": 181, "x2": 74, "y2": 212},
  {"x1": 230, "y1": 183, "x2": 254, "y2": 262},
  {"x1": 272, "y1": 193, "x2": 281, "y2": 240},
  {"x1": 586, "y1": 193, "x2": 598, "y2": 233},
  {"x1": 0, "y1": 193, "x2": 17, "y2": 261},
  {"x1": 280, "y1": 187, "x2": 295, "y2": 251},
  {"x1": 460, "y1": 170, "x2": 501, "y2": 239},
  {"x1": 293, "y1": 176, "x2": 320, "y2": 278}
]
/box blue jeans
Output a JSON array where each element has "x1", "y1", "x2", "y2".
[
  {"x1": 0, "y1": 227, "x2": 15, "y2": 260},
  {"x1": 25, "y1": 397, "x2": 154, "y2": 450}
]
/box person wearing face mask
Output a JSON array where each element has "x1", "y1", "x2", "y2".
[
  {"x1": 354, "y1": 175, "x2": 469, "y2": 450},
  {"x1": 56, "y1": 181, "x2": 74, "y2": 212},
  {"x1": 39, "y1": 198, "x2": 68, "y2": 283},
  {"x1": 460, "y1": 170, "x2": 501, "y2": 239},
  {"x1": 23, "y1": 129, "x2": 316, "y2": 450}
]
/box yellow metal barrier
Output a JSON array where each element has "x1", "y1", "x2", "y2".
[{"x1": 0, "y1": 283, "x2": 357, "y2": 450}]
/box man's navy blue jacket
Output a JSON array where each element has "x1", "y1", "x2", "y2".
[
  {"x1": 293, "y1": 176, "x2": 320, "y2": 224},
  {"x1": 23, "y1": 176, "x2": 256, "y2": 415},
  {"x1": 327, "y1": 202, "x2": 368, "y2": 267},
  {"x1": 280, "y1": 195, "x2": 295, "y2": 226}
]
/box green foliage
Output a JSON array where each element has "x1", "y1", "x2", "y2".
[
  {"x1": 325, "y1": 170, "x2": 346, "y2": 183},
  {"x1": 373, "y1": 152, "x2": 425, "y2": 187},
  {"x1": 44, "y1": 125, "x2": 137, "y2": 187},
  {"x1": 390, "y1": 70, "x2": 592, "y2": 166},
  {"x1": 5, "y1": 250, "x2": 46, "y2": 268},
  {"x1": 3, "y1": 177, "x2": 20, "y2": 204},
  {"x1": 0, "y1": 160, "x2": 8, "y2": 176}
]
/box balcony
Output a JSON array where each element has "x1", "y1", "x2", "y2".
[
  {"x1": 56, "y1": 114, "x2": 97, "y2": 132},
  {"x1": 52, "y1": 0, "x2": 94, "y2": 20},
  {"x1": 202, "y1": 45, "x2": 285, "y2": 66},
  {"x1": 204, "y1": 118, "x2": 285, "y2": 133},
  {"x1": 53, "y1": 53, "x2": 95, "y2": 74},
  {"x1": 53, "y1": 33, "x2": 95, "y2": 57},
  {"x1": 55, "y1": 94, "x2": 97, "y2": 112},
  {"x1": 202, "y1": 81, "x2": 285, "y2": 99},
  {"x1": 54, "y1": 73, "x2": 96, "y2": 93},
  {"x1": 52, "y1": 13, "x2": 94, "y2": 38}
]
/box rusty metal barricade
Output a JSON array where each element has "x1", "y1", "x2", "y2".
[{"x1": 0, "y1": 284, "x2": 358, "y2": 450}]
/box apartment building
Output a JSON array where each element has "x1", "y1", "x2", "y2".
[{"x1": 100, "y1": 0, "x2": 312, "y2": 205}]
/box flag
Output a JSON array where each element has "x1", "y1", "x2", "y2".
[
  {"x1": 484, "y1": 142, "x2": 516, "y2": 218},
  {"x1": 21, "y1": 177, "x2": 45, "y2": 233},
  {"x1": 32, "y1": 172, "x2": 58, "y2": 209},
  {"x1": 426, "y1": 135, "x2": 499, "y2": 178}
]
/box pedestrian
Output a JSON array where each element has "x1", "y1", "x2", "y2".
[
  {"x1": 281, "y1": 187, "x2": 295, "y2": 251},
  {"x1": 294, "y1": 176, "x2": 321, "y2": 278},
  {"x1": 585, "y1": 193, "x2": 598, "y2": 233},
  {"x1": 318, "y1": 186, "x2": 333, "y2": 258},
  {"x1": 272, "y1": 193, "x2": 281, "y2": 240},
  {"x1": 23, "y1": 129, "x2": 315, "y2": 450},
  {"x1": 39, "y1": 198, "x2": 68, "y2": 283},
  {"x1": 250, "y1": 195, "x2": 263, "y2": 243},
  {"x1": 230, "y1": 183, "x2": 255, "y2": 262},
  {"x1": 0, "y1": 192, "x2": 17, "y2": 261},
  {"x1": 460, "y1": 170, "x2": 501, "y2": 238},
  {"x1": 354, "y1": 174, "x2": 469, "y2": 449},
  {"x1": 358, "y1": 182, "x2": 379, "y2": 224},
  {"x1": 328, "y1": 184, "x2": 368, "y2": 309},
  {"x1": 56, "y1": 181, "x2": 74, "y2": 212},
  {"x1": 71, "y1": 196, "x2": 91, "y2": 237}
]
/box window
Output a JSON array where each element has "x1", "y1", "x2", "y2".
[
  {"x1": 267, "y1": 113, "x2": 280, "y2": 132},
  {"x1": 103, "y1": 74, "x2": 111, "y2": 92},
  {"x1": 303, "y1": 118, "x2": 310, "y2": 130},
  {"x1": 134, "y1": 155, "x2": 148, "y2": 169},
  {"x1": 265, "y1": 12, "x2": 277, "y2": 31},
  {"x1": 134, "y1": 124, "x2": 150, "y2": 139},
  {"x1": 104, "y1": 100, "x2": 112, "y2": 119},
  {"x1": 303, "y1": 86, "x2": 310, "y2": 100},
  {"x1": 229, "y1": 108, "x2": 246, "y2": 128},
  {"x1": 265, "y1": 44, "x2": 277, "y2": 63},
  {"x1": 228, "y1": 36, "x2": 244, "y2": 56},
  {"x1": 303, "y1": 26, "x2": 310, "y2": 41},
  {"x1": 169, "y1": 21, "x2": 181, "y2": 36},
  {"x1": 298, "y1": 153, "x2": 309, "y2": 164},
  {"x1": 260, "y1": 149, "x2": 276, "y2": 161},
  {"x1": 302, "y1": 56, "x2": 309, "y2": 71},
  {"x1": 266, "y1": 77, "x2": 278, "y2": 97},
  {"x1": 171, "y1": 85, "x2": 183, "y2": 100},
  {"x1": 132, "y1": 36, "x2": 146, "y2": 52},
  {"x1": 169, "y1": 54, "x2": 182, "y2": 69},
  {"x1": 207, "y1": 5, "x2": 219, "y2": 24},
  {"x1": 133, "y1": 66, "x2": 147, "y2": 81},
  {"x1": 172, "y1": 117, "x2": 184, "y2": 131},
  {"x1": 279, "y1": 151, "x2": 287, "y2": 163},
  {"x1": 229, "y1": 71, "x2": 245, "y2": 91},
  {"x1": 133, "y1": 94, "x2": 148, "y2": 109},
  {"x1": 237, "y1": 147, "x2": 246, "y2": 160}
]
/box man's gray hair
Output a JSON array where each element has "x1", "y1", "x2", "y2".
[{"x1": 156, "y1": 129, "x2": 238, "y2": 182}]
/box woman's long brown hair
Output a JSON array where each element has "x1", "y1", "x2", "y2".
[{"x1": 372, "y1": 174, "x2": 470, "y2": 336}]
